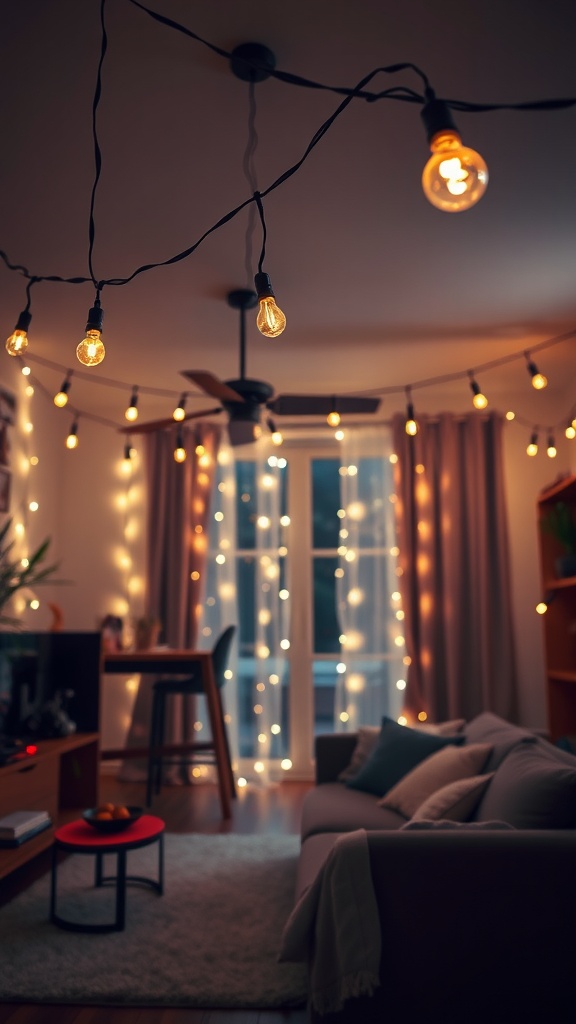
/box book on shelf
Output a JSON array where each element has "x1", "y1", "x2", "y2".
[
  {"x1": 0, "y1": 809, "x2": 51, "y2": 840},
  {"x1": 0, "y1": 818, "x2": 52, "y2": 848}
]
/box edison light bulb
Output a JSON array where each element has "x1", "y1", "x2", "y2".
[
  {"x1": 527, "y1": 434, "x2": 538, "y2": 457},
  {"x1": 422, "y1": 131, "x2": 488, "y2": 212},
  {"x1": 470, "y1": 379, "x2": 488, "y2": 410},
  {"x1": 327, "y1": 410, "x2": 341, "y2": 427},
  {"x1": 77, "y1": 328, "x2": 105, "y2": 366},
  {"x1": 254, "y1": 272, "x2": 286, "y2": 338},
  {"x1": 6, "y1": 311, "x2": 32, "y2": 356},
  {"x1": 6, "y1": 328, "x2": 29, "y2": 356},
  {"x1": 174, "y1": 446, "x2": 186, "y2": 463},
  {"x1": 271, "y1": 430, "x2": 283, "y2": 446},
  {"x1": 66, "y1": 425, "x2": 79, "y2": 449},
  {"x1": 77, "y1": 300, "x2": 105, "y2": 366},
  {"x1": 54, "y1": 389, "x2": 69, "y2": 408}
]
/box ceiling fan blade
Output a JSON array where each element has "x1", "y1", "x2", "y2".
[
  {"x1": 267, "y1": 394, "x2": 381, "y2": 416},
  {"x1": 118, "y1": 407, "x2": 223, "y2": 434},
  {"x1": 181, "y1": 370, "x2": 245, "y2": 404}
]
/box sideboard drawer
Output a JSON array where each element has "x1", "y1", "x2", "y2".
[{"x1": 1, "y1": 757, "x2": 59, "y2": 820}]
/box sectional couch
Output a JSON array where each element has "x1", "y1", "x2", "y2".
[{"x1": 280, "y1": 712, "x2": 576, "y2": 1024}]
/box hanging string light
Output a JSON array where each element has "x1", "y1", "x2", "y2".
[
  {"x1": 5, "y1": 277, "x2": 36, "y2": 356},
  {"x1": 266, "y1": 416, "x2": 283, "y2": 446},
  {"x1": 526, "y1": 430, "x2": 539, "y2": 457},
  {"x1": 525, "y1": 352, "x2": 548, "y2": 390},
  {"x1": 404, "y1": 387, "x2": 418, "y2": 436},
  {"x1": 174, "y1": 429, "x2": 186, "y2": 463},
  {"x1": 124, "y1": 386, "x2": 139, "y2": 422},
  {"x1": 468, "y1": 371, "x2": 488, "y2": 410},
  {"x1": 546, "y1": 433, "x2": 557, "y2": 458},
  {"x1": 173, "y1": 393, "x2": 187, "y2": 421},
  {"x1": 77, "y1": 296, "x2": 105, "y2": 366},
  {"x1": 327, "y1": 399, "x2": 341, "y2": 427},
  {"x1": 420, "y1": 91, "x2": 488, "y2": 212},
  {"x1": 565, "y1": 420, "x2": 576, "y2": 440},
  {"x1": 253, "y1": 192, "x2": 286, "y2": 338},
  {"x1": 53, "y1": 371, "x2": 73, "y2": 408},
  {"x1": 65, "y1": 419, "x2": 79, "y2": 449},
  {"x1": 123, "y1": 442, "x2": 133, "y2": 461}
]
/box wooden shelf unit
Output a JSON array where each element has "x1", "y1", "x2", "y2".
[
  {"x1": 537, "y1": 474, "x2": 576, "y2": 740},
  {"x1": 0, "y1": 733, "x2": 100, "y2": 880}
]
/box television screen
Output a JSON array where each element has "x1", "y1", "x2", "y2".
[{"x1": 0, "y1": 631, "x2": 100, "y2": 738}]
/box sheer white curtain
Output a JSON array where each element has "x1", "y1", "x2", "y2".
[
  {"x1": 334, "y1": 425, "x2": 406, "y2": 731},
  {"x1": 197, "y1": 436, "x2": 288, "y2": 786}
]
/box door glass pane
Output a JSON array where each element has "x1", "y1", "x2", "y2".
[
  {"x1": 313, "y1": 555, "x2": 340, "y2": 653},
  {"x1": 312, "y1": 458, "x2": 341, "y2": 549},
  {"x1": 313, "y1": 660, "x2": 340, "y2": 734}
]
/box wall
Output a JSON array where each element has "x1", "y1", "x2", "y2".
[{"x1": 3, "y1": 356, "x2": 568, "y2": 739}]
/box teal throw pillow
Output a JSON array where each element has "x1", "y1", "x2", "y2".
[{"x1": 345, "y1": 716, "x2": 465, "y2": 797}]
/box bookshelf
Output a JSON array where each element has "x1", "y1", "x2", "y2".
[{"x1": 537, "y1": 474, "x2": 576, "y2": 741}]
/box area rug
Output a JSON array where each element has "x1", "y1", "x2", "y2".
[{"x1": 0, "y1": 833, "x2": 308, "y2": 1008}]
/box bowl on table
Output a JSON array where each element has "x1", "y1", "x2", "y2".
[{"x1": 82, "y1": 805, "x2": 143, "y2": 833}]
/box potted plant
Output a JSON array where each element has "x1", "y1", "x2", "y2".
[
  {"x1": 540, "y1": 501, "x2": 576, "y2": 578},
  {"x1": 0, "y1": 517, "x2": 62, "y2": 628}
]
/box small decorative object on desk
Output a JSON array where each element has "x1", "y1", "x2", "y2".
[
  {"x1": 134, "y1": 616, "x2": 162, "y2": 650},
  {"x1": 82, "y1": 804, "x2": 143, "y2": 833}
]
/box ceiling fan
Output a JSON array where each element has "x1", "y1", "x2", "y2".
[{"x1": 120, "y1": 289, "x2": 381, "y2": 445}]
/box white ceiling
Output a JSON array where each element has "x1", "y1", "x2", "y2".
[{"x1": 2, "y1": 0, "x2": 576, "y2": 438}]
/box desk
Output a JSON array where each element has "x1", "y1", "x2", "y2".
[{"x1": 102, "y1": 650, "x2": 232, "y2": 819}]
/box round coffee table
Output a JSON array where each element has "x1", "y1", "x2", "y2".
[{"x1": 50, "y1": 814, "x2": 164, "y2": 932}]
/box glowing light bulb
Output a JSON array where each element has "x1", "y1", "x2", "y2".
[
  {"x1": 66, "y1": 421, "x2": 79, "y2": 449},
  {"x1": 125, "y1": 388, "x2": 139, "y2": 422},
  {"x1": 77, "y1": 300, "x2": 105, "y2": 366},
  {"x1": 54, "y1": 374, "x2": 72, "y2": 408},
  {"x1": 421, "y1": 99, "x2": 488, "y2": 212},
  {"x1": 526, "y1": 357, "x2": 547, "y2": 390},
  {"x1": 174, "y1": 430, "x2": 186, "y2": 462},
  {"x1": 405, "y1": 401, "x2": 418, "y2": 436},
  {"x1": 526, "y1": 432, "x2": 538, "y2": 457},
  {"x1": 327, "y1": 410, "x2": 341, "y2": 427},
  {"x1": 565, "y1": 422, "x2": 576, "y2": 440},
  {"x1": 271, "y1": 430, "x2": 283, "y2": 446},
  {"x1": 546, "y1": 435, "x2": 557, "y2": 458},
  {"x1": 6, "y1": 310, "x2": 31, "y2": 356},
  {"x1": 536, "y1": 600, "x2": 548, "y2": 615},
  {"x1": 254, "y1": 272, "x2": 286, "y2": 338},
  {"x1": 173, "y1": 393, "x2": 187, "y2": 421},
  {"x1": 469, "y1": 377, "x2": 488, "y2": 410}
]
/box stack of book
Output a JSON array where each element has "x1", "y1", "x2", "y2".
[{"x1": 0, "y1": 810, "x2": 52, "y2": 847}]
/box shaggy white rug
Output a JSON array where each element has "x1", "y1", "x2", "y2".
[{"x1": 0, "y1": 833, "x2": 308, "y2": 1008}]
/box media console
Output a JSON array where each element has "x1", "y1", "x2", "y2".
[{"x1": 0, "y1": 732, "x2": 100, "y2": 880}]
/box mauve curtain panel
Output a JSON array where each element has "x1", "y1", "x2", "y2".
[{"x1": 391, "y1": 411, "x2": 518, "y2": 723}]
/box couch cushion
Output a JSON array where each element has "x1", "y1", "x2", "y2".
[
  {"x1": 401, "y1": 818, "x2": 516, "y2": 831},
  {"x1": 463, "y1": 712, "x2": 536, "y2": 771},
  {"x1": 378, "y1": 743, "x2": 493, "y2": 818},
  {"x1": 338, "y1": 719, "x2": 465, "y2": 782},
  {"x1": 473, "y1": 742, "x2": 576, "y2": 828},
  {"x1": 345, "y1": 716, "x2": 464, "y2": 797},
  {"x1": 410, "y1": 773, "x2": 494, "y2": 821},
  {"x1": 300, "y1": 781, "x2": 404, "y2": 841}
]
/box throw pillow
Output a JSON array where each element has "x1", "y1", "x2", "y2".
[
  {"x1": 338, "y1": 718, "x2": 466, "y2": 783},
  {"x1": 345, "y1": 716, "x2": 465, "y2": 797},
  {"x1": 473, "y1": 742, "x2": 576, "y2": 828},
  {"x1": 410, "y1": 772, "x2": 495, "y2": 821},
  {"x1": 378, "y1": 742, "x2": 493, "y2": 818},
  {"x1": 338, "y1": 726, "x2": 380, "y2": 782}
]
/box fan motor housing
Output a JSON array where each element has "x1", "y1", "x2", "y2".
[{"x1": 223, "y1": 378, "x2": 275, "y2": 408}]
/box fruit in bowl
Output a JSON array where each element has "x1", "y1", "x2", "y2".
[{"x1": 83, "y1": 804, "x2": 142, "y2": 832}]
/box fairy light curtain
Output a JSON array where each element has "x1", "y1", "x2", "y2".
[
  {"x1": 197, "y1": 437, "x2": 289, "y2": 785},
  {"x1": 118, "y1": 420, "x2": 223, "y2": 782},
  {"x1": 391, "y1": 410, "x2": 518, "y2": 722},
  {"x1": 334, "y1": 426, "x2": 405, "y2": 731}
]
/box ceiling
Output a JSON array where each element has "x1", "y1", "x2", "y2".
[{"x1": 2, "y1": 0, "x2": 576, "y2": 440}]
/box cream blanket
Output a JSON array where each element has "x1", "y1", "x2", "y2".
[{"x1": 278, "y1": 829, "x2": 381, "y2": 1014}]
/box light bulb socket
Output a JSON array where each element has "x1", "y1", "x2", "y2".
[
  {"x1": 124, "y1": 443, "x2": 132, "y2": 460},
  {"x1": 406, "y1": 402, "x2": 415, "y2": 420},
  {"x1": 420, "y1": 97, "x2": 459, "y2": 143},
  {"x1": 14, "y1": 310, "x2": 32, "y2": 333},
  {"x1": 85, "y1": 301, "x2": 104, "y2": 333},
  {"x1": 470, "y1": 378, "x2": 481, "y2": 396},
  {"x1": 254, "y1": 272, "x2": 275, "y2": 301}
]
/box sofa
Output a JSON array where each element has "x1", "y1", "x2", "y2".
[{"x1": 280, "y1": 712, "x2": 576, "y2": 1024}]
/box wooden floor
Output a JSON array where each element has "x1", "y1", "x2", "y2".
[{"x1": 0, "y1": 774, "x2": 314, "y2": 1024}]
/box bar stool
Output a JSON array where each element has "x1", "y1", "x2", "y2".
[{"x1": 146, "y1": 625, "x2": 236, "y2": 807}]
